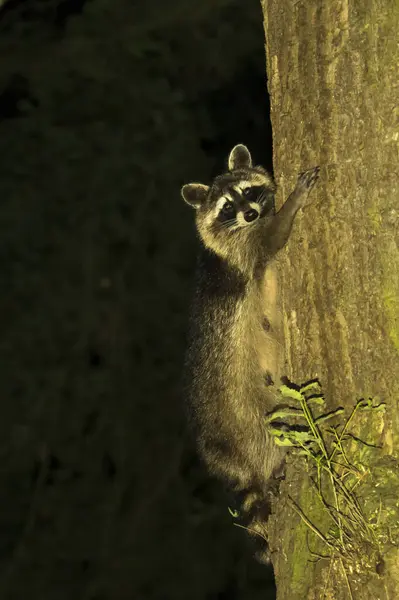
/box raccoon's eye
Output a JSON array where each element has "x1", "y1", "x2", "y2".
[
  {"x1": 242, "y1": 187, "x2": 252, "y2": 197},
  {"x1": 221, "y1": 202, "x2": 235, "y2": 216}
]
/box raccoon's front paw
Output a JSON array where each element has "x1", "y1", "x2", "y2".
[{"x1": 295, "y1": 166, "x2": 320, "y2": 207}]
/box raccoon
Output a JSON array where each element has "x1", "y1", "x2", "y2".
[{"x1": 182, "y1": 144, "x2": 319, "y2": 558}]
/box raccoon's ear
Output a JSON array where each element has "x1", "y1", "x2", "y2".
[
  {"x1": 228, "y1": 144, "x2": 252, "y2": 171},
  {"x1": 181, "y1": 183, "x2": 210, "y2": 209}
]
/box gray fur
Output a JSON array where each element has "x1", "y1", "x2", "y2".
[{"x1": 182, "y1": 145, "x2": 319, "y2": 555}]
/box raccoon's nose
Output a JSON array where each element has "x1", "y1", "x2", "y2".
[{"x1": 244, "y1": 209, "x2": 259, "y2": 222}]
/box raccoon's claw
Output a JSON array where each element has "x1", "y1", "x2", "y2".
[
  {"x1": 297, "y1": 166, "x2": 320, "y2": 191},
  {"x1": 294, "y1": 166, "x2": 320, "y2": 207}
]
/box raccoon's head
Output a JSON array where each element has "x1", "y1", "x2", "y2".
[{"x1": 181, "y1": 144, "x2": 276, "y2": 260}]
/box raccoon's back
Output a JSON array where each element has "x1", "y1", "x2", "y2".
[{"x1": 184, "y1": 250, "x2": 264, "y2": 437}]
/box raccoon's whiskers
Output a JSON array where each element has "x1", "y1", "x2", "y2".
[{"x1": 220, "y1": 219, "x2": 237, "y2": 229}]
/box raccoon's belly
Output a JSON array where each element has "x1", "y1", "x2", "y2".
[
  {"x1": 229, "y1": 286, "x2": 279, "y2": 391},
  {"x1": 205, "y1": 308, "x2": 276, "y2": 431}
]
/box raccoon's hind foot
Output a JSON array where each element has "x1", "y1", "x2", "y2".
[
  {"x1": 245, "y1": 518, "x2": 273, "y2": 565},
  {"x1": 254, "y1": 546, "x2": 272, "y2": 566}
]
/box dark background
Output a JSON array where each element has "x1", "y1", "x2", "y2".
[{"x1": 0, "y1": 1, "x2": 275, "y2": 598}]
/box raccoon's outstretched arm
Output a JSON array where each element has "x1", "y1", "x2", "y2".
[
  {"x1": 265, "y1": 167, "x2": 319, "y2": 256},
  {"x1": 234, "y1": 167, "x2": 319, "y2": 278}
]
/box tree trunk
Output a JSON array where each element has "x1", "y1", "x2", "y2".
[{"x1": 261, "y1": 1, "x2": 399, "y2": 598}]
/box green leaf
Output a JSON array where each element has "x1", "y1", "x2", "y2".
[
  {"x1": 306, "y1": 394, "x2": 325, "y2": 406},
  {"x1": 279, "y1": 385, "x2": 303, "y2": 401},
  {"x1": 300, "y1": 381, "x2": 322, "y2": 395}
]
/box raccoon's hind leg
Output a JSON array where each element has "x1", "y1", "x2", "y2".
[{"x1": 233, "y1": 483, "x2": 276, "y2": 565}]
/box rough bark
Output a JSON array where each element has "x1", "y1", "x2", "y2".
[{"x1": 261, "y1": 1, "x2": 399, "y2": 598}]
